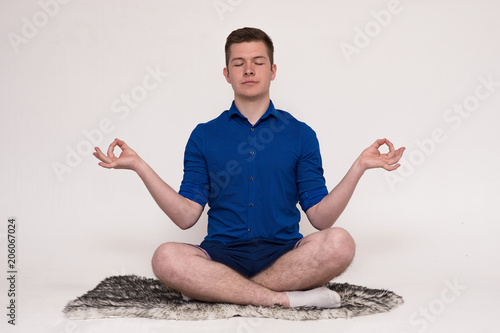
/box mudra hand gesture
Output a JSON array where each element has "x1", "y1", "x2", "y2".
[
  {"x1": 358, "y1": 138, "x2": 405, "y2": 172},
  {"x1": 93, "y1": 138, "x2": 141, "y2": 171}
]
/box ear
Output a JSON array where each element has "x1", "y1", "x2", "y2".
[
  {"x1": 270, "y1": 64, "x2": 277, "y2": 81},
  {"x1": 223, "y1": 67, "x2": 231, "y2": 84}
]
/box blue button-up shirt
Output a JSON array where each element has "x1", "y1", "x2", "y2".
[{"x1": 179, "y1": 100, "x2": 328, "y2": 244}]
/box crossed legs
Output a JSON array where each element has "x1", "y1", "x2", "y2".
[{"x1": 151, "y1": 227, "x2": 355, "y2": 307}]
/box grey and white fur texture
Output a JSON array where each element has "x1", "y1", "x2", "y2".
[{"x1": 63, "y1": 275, "x2": 404, "y2": 321}]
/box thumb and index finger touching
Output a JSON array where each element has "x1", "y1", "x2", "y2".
[
  {"x1": 93, "y1": 138, "x2": 129, "y2": 169},
  {"x1": 372, "y1": 138, "x2": 405, "y2": 154},
  {"x1": 105, "y1": 138, "x2": 130, "y2": 157},
  {"x1": 371, "y1": 138, "x2": 406, "y2": 171}
]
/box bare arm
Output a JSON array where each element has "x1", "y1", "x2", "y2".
[
  {"x1": 306, "y1": 138, "x2": 405, "y2": 230},
  {"x1": 93, "y1": 138, "x2": 203, "y2": 230}
]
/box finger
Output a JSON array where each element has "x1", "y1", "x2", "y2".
[
  {"x1": 93, "y1": 147, "x2": 111, "y2": 164},
  {"x1": 385, "y1": 139, "x2": 396, "y2": 158},
  {"x1": 97, "y1": 160, "x2": 118, "y2": 169},
  {"x1": 93, "y1": 146, "x2": 102, "y2": 158},
  {"x1": 106, "y1": 139, "x2": 119, "y2": 159},
  {"x1": 384, "y1": 163, "x2": 401, "y2": 171},
  {"x1": 396, "y1": 147, "x2": 405, "y2": 157},
  {"x1": 390, "y1": 147, "x2": 405, "y2": 163},
  {"x1": 385, "y1": 147, "x2": 406, "y2": 170},
  {"x1": 115, "y1": 139, "x2": 130, "y2": 151},
  {"x1": 371, "y1": 138, "x2": 386, "y2": 149}
]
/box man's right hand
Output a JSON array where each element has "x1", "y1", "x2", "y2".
[{"x1": 93, "y1": 138, "x2": 141, "y2": 170}]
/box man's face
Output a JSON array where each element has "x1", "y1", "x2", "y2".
[{"x1": 223, "y1": 41, "x2": 277, "y2": 100}]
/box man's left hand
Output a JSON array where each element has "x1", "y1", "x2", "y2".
[{"x1": 358, "y1": 138, "x2": 405, "y2": 172}]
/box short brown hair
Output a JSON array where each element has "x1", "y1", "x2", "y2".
[{"x1": 225, "y1": 27, "x2": 274, "y2": 67}]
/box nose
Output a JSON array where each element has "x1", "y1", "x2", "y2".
[{"x1": 244, "y1": 65, "x2": 254, "y2": 76}]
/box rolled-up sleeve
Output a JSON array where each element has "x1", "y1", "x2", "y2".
[
  {"x1": 179, "y1": 125, "x2": 210, "y2": 208},
  {"x1": 296, "y1": 125, "x2": 328, "y2": 212}
]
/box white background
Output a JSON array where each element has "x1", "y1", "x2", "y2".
[{"x1": 1, "y1": 0, "x2": 499, "y2": 332}]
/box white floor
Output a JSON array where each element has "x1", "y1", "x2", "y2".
[{"x1": 2, "y1": 221, "x2": 499, "y2": 333}]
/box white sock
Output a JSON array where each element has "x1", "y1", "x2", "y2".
[{"x1": 285, "y1": 287, "x2": 341, "y2": 308}]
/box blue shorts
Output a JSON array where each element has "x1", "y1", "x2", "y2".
[{"x1": 194, "y1": 238, "x2": 302, "y2": 278}]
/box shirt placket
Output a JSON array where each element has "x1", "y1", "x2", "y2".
[{"x1": 247, "y1": 124, "x2": 256, "y2": 237}]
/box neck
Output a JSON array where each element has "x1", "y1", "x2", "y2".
[{"x1": 234, "y1": 95, "x2": 270, "y2": 125}]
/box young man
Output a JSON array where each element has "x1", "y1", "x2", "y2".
[{"x1": 93, "y1": 27, "x2": 405, "y2": 308}]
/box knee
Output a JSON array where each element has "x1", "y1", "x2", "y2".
[
  {"x1": 151, "y1": 242, "x2": 181, "y2": 280},
  {"x1": 321, "y1": 227, "x2": 356, "y2": 265}
]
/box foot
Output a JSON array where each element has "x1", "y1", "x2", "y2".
[{"x1": 285, "y1": 287, "x2": 341, "y2": 308}]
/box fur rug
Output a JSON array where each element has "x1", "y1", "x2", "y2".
[{"x1": 63, "y1": 275, "x2": 403, "y2": 321}]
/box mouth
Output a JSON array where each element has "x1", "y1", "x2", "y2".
[{"x1": 242, "y1": 81, "x2": 258, "y2": 85}]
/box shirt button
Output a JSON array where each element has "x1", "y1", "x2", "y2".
[
  {"x1": 250, "y1": 177, "x2": 254, "y2": 181},
  {"x1": 248, "y1": 228, "x2": 252, "y2": 232},
  {"x1": 250, "y1": 151, "x2": 254, "y2": 155},
  {"x1": 249, "y1": 203, "x2": 253, "y2": 207},
  {"x1": 251, "y1": 127, "x2": 255, "y2": 131}
]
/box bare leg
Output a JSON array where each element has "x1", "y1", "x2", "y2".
[
  {"x1": 251, "y1": 227, "x2": 356, "y2": 291},
  {"x1": 152, "y1": 227, "x2": 354, "y2": 308},
  {"x1": 151, "y1": 242, "x2": 290, "y2": 307}
]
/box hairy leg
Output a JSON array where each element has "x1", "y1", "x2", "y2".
[
  {"x1": 251, "y1": 227, "x2": 356, "y2": 291},
  {"x1": 151, "y1": 242, "x2": 289, "y2": 307}
]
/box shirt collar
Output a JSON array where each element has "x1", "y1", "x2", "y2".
[{"x1": 228, "y1": 100, "x2": 279, "y2": 122}]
